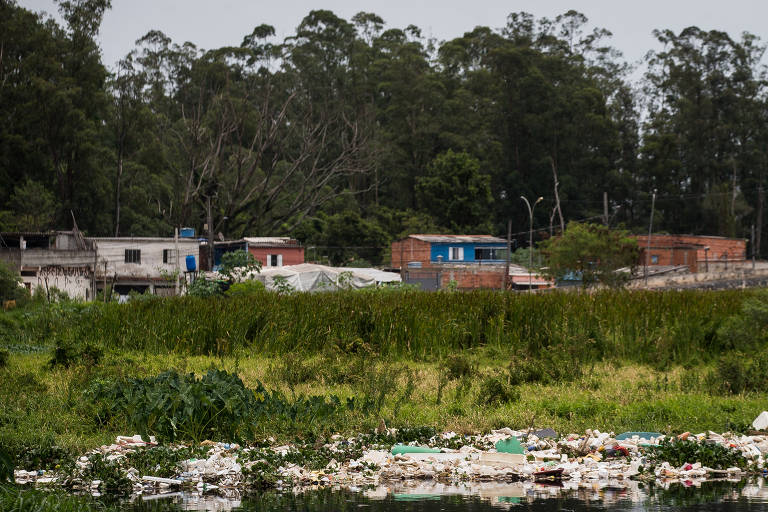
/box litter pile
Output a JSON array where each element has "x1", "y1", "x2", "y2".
[{"x1": 13, "y1": 414, "x2": 768, "y2": 496}]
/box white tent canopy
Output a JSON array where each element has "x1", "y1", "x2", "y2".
[{"x1": 248, "y1": 264, "x2": 400, "y2": 292}]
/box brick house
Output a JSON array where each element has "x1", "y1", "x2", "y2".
[
  {"x1": 635, "y1": 234, "x2": 747, "y2": 272},
  {"x1": 244, "y1": 237, "x2": 304, "y2": 268},
  {"x1": 391, "y1": 234, "x2": 550, "y2": 290}
]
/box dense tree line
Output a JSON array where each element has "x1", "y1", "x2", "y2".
[{"x1": 2, "y1": 0, "x2": 768, "y2": 264}]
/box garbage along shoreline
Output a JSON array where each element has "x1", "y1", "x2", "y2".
[{"x1": 13, "y1": 420, "x2": 768, "y2": 498}]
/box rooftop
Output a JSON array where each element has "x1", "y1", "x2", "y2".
[
  {"x1": 244, "y1": 237, "x2": 302, "y2": 247},
  {"x1": 407, "y1": 234, "x2": 507, "y2": 244}
]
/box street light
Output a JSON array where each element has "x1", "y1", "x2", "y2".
[{"x1": 521, "y1": 196, "x2": 543, "y2": 293}]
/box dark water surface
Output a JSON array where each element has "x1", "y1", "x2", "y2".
[{"x1": 119, "y1": 479, "x2": 768, "y2": 511}]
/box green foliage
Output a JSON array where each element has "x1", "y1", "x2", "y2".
[
  {"x1": 48, "y1": 342, "x2": 103, "y2": 369},
  {"x1": 226, "y1": 280, "x2": 265, "y2": 297},
  {"x1": 647, "y1": 438, "x2": 748, "y2": 470},
  {"x1": 86, "y1": 369, "x2": 355, "y2": 443},
  {"x1": 87, "y1": 369, "x2": 263, "y2": 443},
  {"x1": 442, "y1": 354, "x2": 474, "y2": 380},
  {"x1": 0, "y1": 261, "x2": 27, "y2": 303},
  {"x1": 0, "y1": 447, "x2": 12, "y2": 483},
  {"x1": 187, "y1": 278, "x2": 223, "y2": 298},
  {"x1": 47, "y1": 289, "x2": 747, "y2": 366},
  {"x1": 717, "y1": 289, "x2": 768, "y2": 350},
  {"x1": 5, "y1": 179, "x2": 57, "y2": 231},
  {"x1": 79, "y1": 453, "x2": 132, "y2": 494},
  {"x1": 219, "y1": 250, "x2": 261, "y2": 282},
  {"x1": 541, "y1": 222, "x2": 640, "y2": 287},
  {"x1": 271, "y1": 276, "x2": 294, "y2": 295},
  {"x1": 476, "y1": 373, "x2": 520, "y2": 406},
  {"x1": 0, "y1": 349, "x2": 8, "y2": 369},
  {"x1": 706, "y1": 350, "x2": 768, "y2": 395},
  {"x1": 415, "y1": 150, "x2": 493, "y2": 232}
]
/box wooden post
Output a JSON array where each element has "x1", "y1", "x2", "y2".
[
  {"x1": 603, "y1": 191, "x2": 609, "y2": 226},
  {"x1": 103, "y1": 260, "x2": 107, "y2": 302}
]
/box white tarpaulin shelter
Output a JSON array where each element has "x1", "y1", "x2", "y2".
[{"x1": 249, "y1": 264, "x2": 400, "y2": 292}]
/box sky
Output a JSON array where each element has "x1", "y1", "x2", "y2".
[{"x1": 18, "y1": 0, "x2": 768, "y2": 70}]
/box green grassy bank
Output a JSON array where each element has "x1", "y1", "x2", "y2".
[{"x1": 1, "y1": 288, "x2": 767, "y2": 471}]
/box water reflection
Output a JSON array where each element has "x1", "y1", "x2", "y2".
[{"x1": 120, "y1": 478, "x2": 768, "y2": 511}]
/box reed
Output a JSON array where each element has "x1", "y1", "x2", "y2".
[{"x1": 48, "y1": 289, "x2": 746, "y2": 366}]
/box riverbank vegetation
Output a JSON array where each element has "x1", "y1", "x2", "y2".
[{"x1": 2, "y1": 288, "x2": 768, "y2": 471}]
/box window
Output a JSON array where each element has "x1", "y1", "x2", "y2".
[
  {"x1": 162, "y1": 249, "x2": 176, "y2": 264},
  {"x1": 449, "y1": 247, "x2": 464, "y2": 261},
  {"x1": 475, "y1": 248, "x2": 507, "y2": 260},
  {"x1": 266, "y1": 254, "x2": 283, "y2": 267},
  {"x1": 125, "y1": 249, "x2": 141, "y2": 264},
  {"x1": 650, "y1": 255, "x2": 659, "y2": 265}
]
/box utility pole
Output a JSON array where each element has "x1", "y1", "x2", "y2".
[
  {"x1": 603, "y1": 192, "x2": 609, "y2": 226},
  {"x1": 644, "y1": 189, "x2": 657, "y2": 286},
  {"x1": 757, "y1": 184, "x2": 764, "y2": 261},
  {"x1": 504, "y1": 219, "x2": 511, "y2": 290},
  {"x1": 752, "y1": 224, "x2": 756, "y2": 270},
  {"x1": 206, "y1": 196, "x2": 214, "y2": 271},
  {"x1": 174, "y1": 227, "x2": 180, "y2": 296}
]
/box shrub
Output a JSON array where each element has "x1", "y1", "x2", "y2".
[
  {"x1": 0, "y1": 261, "x2": 27, "y2": 303},
  {"x1": 226, "y1": 280, "x2": 265, "y2": 297},
  {"x1": 187, "y1": 277, "x2": 224, "y2": 297},
  {"x1": 443, "y1": 354, "x2": 474, "y2": 380},
  {"x1": 477, "y1": 373, "x2": 520, "y2": 405}
]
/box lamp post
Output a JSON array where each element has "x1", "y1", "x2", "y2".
[{"x1": 521, "y1": 196, "x2": 543, "y2": 292}]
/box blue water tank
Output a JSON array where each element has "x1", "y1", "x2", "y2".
[
  {"x1": 180, "y1": 227, "x2": 195, "y2": 238},
  {"x1": 185, "y1": 255, "x2": 197, "y2": 272}
]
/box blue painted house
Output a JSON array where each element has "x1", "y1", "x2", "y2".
[{"x1": 392, "y1": 234, "x2": 508, "y2": 268}]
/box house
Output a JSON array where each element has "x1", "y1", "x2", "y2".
[
  {"x1": 391, "y1": 234, "x2": 551, "y2": 291},
  {"x1": 391, "y1": 234, "x2": 509, "y2": 268},
  {"x1": 635, "y1": 234, "x2": 747, "y2": 273},
  {"x1": 0, "y1": 230, "x2": 199, "y2": 299},
  {"x1": 244, "y1": 237, "x2": 304, "y2": 268},
  {"x1": 0, "y1": 231, "x2": 95, "y2": 299},
  {"x1": 199, "y1": 239, "x2": 248, "y2": 271},
  {"x1": 90, "y1": 236, "x2": 199, "y2": 297}
]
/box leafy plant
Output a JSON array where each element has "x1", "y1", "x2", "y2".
[
  {"x1": 647, "y1": 438, "x2": 747, "y2": 470},
  {"x1": 219, "y1": 250, "x2": 261, "y2": 282},
  {"x1": 272, "y1": 275, "x2": 294, "y2": 294},
  {"x1": 187, "y1": 277, "x2": 223, "y2": 298}
]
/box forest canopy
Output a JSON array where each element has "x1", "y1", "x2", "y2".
[{"x1": 2, "y1": 1, "x2": 767, "y2": 265}]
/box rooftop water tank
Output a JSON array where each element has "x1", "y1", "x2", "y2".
[{"x1": 180, "y1": 227, "x2": 195, "y2": 238}]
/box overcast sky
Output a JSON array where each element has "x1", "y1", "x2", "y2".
[{"x1": 18, "y1": 0, "x2": 768, "y2": 70}]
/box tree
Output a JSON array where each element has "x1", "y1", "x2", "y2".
[
  {"x1": 8, "y1": 180, "x2": 57, "y2": 231},
  {"x1": 415, "y1": 150, "x2": 493, "y2": 232},
  {"x1": 0, "y1": 261, "x2": 27, "y2": 302},
  {"x1": 219, "y1": 250, "x2": 261, "y2": 282},
  {"x1": 540, "y1": 222, "x2": 640, "y2": 287}
]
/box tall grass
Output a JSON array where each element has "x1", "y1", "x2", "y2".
[{"x1": 46, "y1": 289, "x2": 746, "y2": 366}]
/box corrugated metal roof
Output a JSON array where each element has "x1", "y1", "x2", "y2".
[
  {"x1": 408, "y1": 234, "x2": 507, "y2": 244},
  {"x1": 244, "y1": 237, "x2": 301, "y2": 247}
]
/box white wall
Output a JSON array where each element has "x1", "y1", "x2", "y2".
[{"x1": 93, "y1": 238, "x2": 199, "y2": 279}]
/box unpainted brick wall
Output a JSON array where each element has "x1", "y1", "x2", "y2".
[{"x1": 391, "y1": 238, "x2": 431, "y2": 269}]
